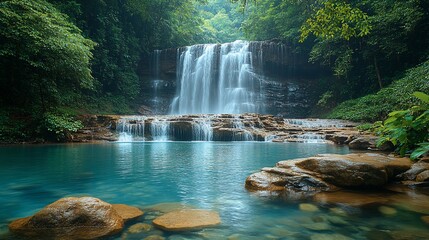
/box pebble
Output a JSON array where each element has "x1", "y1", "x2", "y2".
[
  {"x1": 144, "y1": 235, "x2": 165, "y2": 240},
  {"x1": 329, "y1": 207, "x2": 348, "y2": 216},
  {"x1": 326, "y1": 216, "x2": 349, "y2": 226},
  {"x1": 299, "y1": 203, "x2": 319, "y2": 212},
  {"x1": 302, "y1": 222, "x2": 331, "y2": 231},
  {"x1": 310, "y1": 233, "x2": 352, "y2": 240},
  {"x1": 127, "y1": 223, "x2": 152, "y2": 234},
  {"x1": 378, "y1": 206, "x2": 397, "y2": 215}
]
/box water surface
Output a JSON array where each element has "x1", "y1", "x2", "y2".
[{"x1": 0, "y1": 142, "x2": 427, "y2": 239}]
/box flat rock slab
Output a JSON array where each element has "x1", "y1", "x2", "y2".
[
  {"x1": 112, "y1": 204, "x2": 144, "y2": 221},
  {"x1": 153, "y1": 209, "x2": 221, "y2": 231}
]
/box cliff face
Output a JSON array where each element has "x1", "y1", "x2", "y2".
[{"x1": 138, "y1": 40, "x2": 329, "y2": 117}]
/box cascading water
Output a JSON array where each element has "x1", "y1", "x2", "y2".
[
  {"x1": 170, "y1": 40, "x2": 264, "y2": 114},
  {"x1": 150, "y1": 119, "x2": 170, "y2": 141},
  {"x1": 116, "y1": 117, "x2": 145, "y2": 142},
  {"x1": 192, "y1": 117, "x2": 213, "y2": 141},
  {"x1": 232, "y1": 116, "x2": 254, "y2": 141}
]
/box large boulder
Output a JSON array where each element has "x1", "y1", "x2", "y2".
[
  {"x1": 246, "y1": 153, "x2": 411, "y2": 196},
  {"x1": 153, "y1": 209, "x2": 221, "y2": 231},
  {"x1": 8, "y1": 197, "x2": 139, "y2": 239}
]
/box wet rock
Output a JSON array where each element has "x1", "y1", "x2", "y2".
[
  {"x1": 327, "y1": 134, "x2": 349, "y2": 144},
  {"x1": 348, "y1": 137, "x2": 377, "y2": 150},
  {"x1": 295, "y1": 153, "x2": 411, "y2": 187},
  {"x1": 9, "y1": 197, "x2": 124, "y2": 239},
  {"x1": 128, "y1": 223, "x2": 152, "y2": 234},
  {"x1": 112, "y1": 204, "x2": 144, "y2": 221},
  {"x1": 310, "y1": 233, "x2": 352, "y2": 240},
  {"x1": 299, "y1": 203, "x2": 319, "y2": 212},
  {"x1": 396, "y1": 162, "x2": 429, "y2": 181},
  {"x1": 246, "y1": 153, "x2": 411, "y2": 196},
  {"x1": 153, "y1": 209, "x2": 221, "y2": 231},
  {"x1": 378, "y1": 206, "x2": 397, "y2": 215},
  {"x1": 416, "y1": 170, "x2": 429, "y2": 182}
]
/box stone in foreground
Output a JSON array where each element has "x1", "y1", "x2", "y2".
[
  {"x1": 9, "y1": 197, "x2": 124, "y2": 239},
  {"x1": 153, "y1": 209, "x2": 221, "y2": 231}
]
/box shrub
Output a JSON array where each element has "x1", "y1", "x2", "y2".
[{"x1": 375, "y1": 92, "x2": 429, "y2": 160}]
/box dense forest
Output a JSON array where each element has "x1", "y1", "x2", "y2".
[{"x1": 0, "y1": 0, "x2": 428, "y2": 151}]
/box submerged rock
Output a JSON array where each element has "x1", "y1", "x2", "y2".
[
  {"x1": 153, "y1": 209, "x2": 221, "y2": 231},
  {"x1": 299, "y1": 203, "x2": 319, "y2": 212},
  {"x1": 128, "y1": 223, "x2": 152, "y2": 234},
  {"x1": 378, "y1": 206, "x2": 397, "y2": 215},
  {"x1": 9, "y1": 197, "x2": 124, "y2": 239},
  {"x1": 314, "y1": 191, "x2": 389, "y2": 207},
  {"x1": 310, "y1": 233, "x2": 352, "y2": 240}
]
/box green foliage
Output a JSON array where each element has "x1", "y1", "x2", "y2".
[
  {"x1": 0, "y1": 0, "x2": 95, "y2": 88},
  {"x1": 41, "y1": 112, "x2": 83, "y2": 142},
  {"x1": 329, "y1": 59, "x2": 429, "y2": 122},
  {"x1": 317, "y1": 91, "x2": 334, "y2": 107},
  {"x1": 374, "y1": 92, "x2": 429, "y2": 160},
  {"x1": 0, "y1": 0, "x2": 95, "y2": 115},
  {"x1": 300, "y1": 0, "x2": 371, "y2": 41},
  {"x1": 198, "y1": 0, "x2": 245, "y2": 43},
  {"x1": 356, "y1": 123, "x2": 374, "y2": 132}
]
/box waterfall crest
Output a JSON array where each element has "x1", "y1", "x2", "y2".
[{"x1": 170, "y1": 40, "x2": 264, "y2": 114}]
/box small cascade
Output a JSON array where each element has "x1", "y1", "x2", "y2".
[
  {"x1": 264, "y1": 135, "x2": 278, "y2": 142},
  {"x1": 289, "y1": 133, "x2": 327, "y2": 143},
  {"x1": 150, "y1": 119, "x2": 170, "y2": 141},
  {"x1": 284, "y1": 119, "x2": 356, "y2": 128},
  {"x1": 192, "y1": 117, "x2": 213, "y2": 141},
  {"x1": 116, "y1": 117, "x2": 145, "y2": 142},
  {"x1": 114, "y1": 114, "x2": 356, "y2": 143},
  {"x1": 232, "y1": 116, "x2": 254, "y2": 141}
]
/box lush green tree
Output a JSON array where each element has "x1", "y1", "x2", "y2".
[
  {"x1": 0, "y1": 0, "x2": 96, "y2": 142},
  {"x1": 0, "y1": 0, "x2": 95, "y2": 110},
  {"x1": 198, "y1": 0, "x2": 245, "y2": 43}
]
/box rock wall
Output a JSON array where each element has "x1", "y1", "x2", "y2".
[{"x1": 138, "y1": 41, "x2": 330, "y2": 117}]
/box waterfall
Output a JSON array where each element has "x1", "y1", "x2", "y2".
[{"x1": 170, "y1": 40, "x2": 264, "y2": 114}]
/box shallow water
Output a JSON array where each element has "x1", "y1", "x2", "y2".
[{"x1": 0, "y1": 142, "x2": 428, "y2": 239}]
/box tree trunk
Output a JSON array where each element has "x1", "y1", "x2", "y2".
[{"x1": 374, "y1": 56, "x2": 382, "y2": 89}]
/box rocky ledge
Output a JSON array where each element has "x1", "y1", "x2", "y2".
[
  {"x1": 245, "y1": 153, "x2": 417, "y2": 198},
  {"x1": 71, "y1": 114, "x2": 386, "y2": 151}
]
